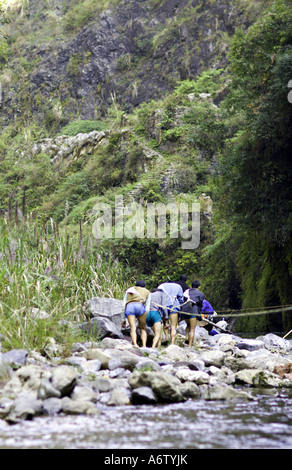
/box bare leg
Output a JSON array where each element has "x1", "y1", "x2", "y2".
[
  {"x1": 138, "y1": 313, "x2": 147, "y2": 348},
  {"x1": 152, "y1": 322, "x2": 162, "y2": 348},
  {"x1": 127, "y1": 315, "x2": 138, "y2": 346},
  {"x1": 188, "y1": 317, "x2": 197, "y2": 347},
  {"x1": 163, "y1": 318, "x2": 170, "y2": 341},
  {"x1": 185, "y1": 320, "x2": 190, "y2": 342},
  {"x1": 169, "y1": 313, "x2": 178, "y2": 345}
]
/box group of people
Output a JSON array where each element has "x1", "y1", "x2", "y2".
[{"x1": 121, "y1": 275, "x2": 217, "y2": 349}]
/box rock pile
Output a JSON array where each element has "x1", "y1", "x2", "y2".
[{"x1": 0, "y1": 325, "x2": 292, "y2": 424}]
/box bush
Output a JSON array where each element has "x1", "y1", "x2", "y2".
[{"x1": 58, "y1": 120, "x2": 108, "y2": 137}]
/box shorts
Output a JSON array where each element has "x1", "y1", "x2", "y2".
[
  {"x1": 163, "y1": 306, "x2": 179, "y2": 320},
  {"x1": 181, "y1": 312, "x2": 212, "y2": 321},
  {"x1": 181, "y1": 313, "x2": 199, "y2": 321},
  {"x1": 125, "y1": 302, "x2": 146, "y2": 318},
  {"x1": 146, "y1": 310, "x2": 162, "y2": 327}
]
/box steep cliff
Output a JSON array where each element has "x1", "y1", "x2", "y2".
[{"x1": 1, "y1": 0, "x2": 269, "y2": 128}]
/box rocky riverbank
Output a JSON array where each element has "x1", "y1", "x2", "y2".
[{"x1": 0, "y1": 311, "x2": 292, "y2": 424}]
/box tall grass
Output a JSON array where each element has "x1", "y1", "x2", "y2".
[{"x1": 0, "y1": 213, "x2": 132, "y2": 354}]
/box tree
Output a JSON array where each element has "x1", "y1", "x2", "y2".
[{"x1": 211, "y1": 0, "x2": 292, "y2": 330}]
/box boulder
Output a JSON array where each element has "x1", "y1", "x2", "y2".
[
  {"x1": 108, "y1": 387, "x2": 131, "y2": 406},
  {"x1": 107, "y1": 350, "x2": 139, "y2": 371},
  {"x1": 83, "y1": 297, "x2": 123, "y2": 329},
  {"x1": 129, "y1": 371, "x2": 186, "y2": 403},
  {"x1": 71, "y1": 385, "x2": 98, "y2": 403},
  {"x1": 1, "y1": 349, "x2": 28, "y2": 369},
  {"x1": 260, "y1": 333, "x2": 292, "y2": 353},
  {"x1": 94, "y1": 377, "x2": 112, "y2": 393},
  {"x1": 200, "y1": 349, "x2": 227, "y2": 368},
  {"x1": 1, "y1": 374, "x2": 23, "y2": 397},
  {"x1": 172, "y1": 360, "x2": 205, "y2": 371},
  {"x1": 224, "y1": 348, "x2": 292, "y2": 372},
  {"x1": 78, "y1": 359, "x2": 102, "y2": 374},
  {"x1": 99, "y1": 337, "x2": 134, "y2": 350},
  {"x1": 37, "y1": 378, "x2": 61, "y2": 400},
  {"x1": 81, "y1": 348, "x2": 111, "y2": 367},
  {"x1": 10, "y1": 392, "x2": 43, "y2": 421},
  {"x1": 235, "y1": 369, "x2": 292, "y2": 388},
  {"x1": 175, "y1": 368, "x2": 210, "y2": 385},
  {"x1": 30, "y1": 308, "x2": 50, "y2": 320},
  {"x1": 131, "y1": 386, "x2": 158, "y2": 405},
  {"x1": 179, "y1": 381, "x2": 201, "y2": 399},
  {"x1": 214, "y1": 334, "x2": 237, "y2": 351},
  {"x1": 51, "y1": 366, "x2": 78, "y2": 397},
  {"x1": 61, "y1": 397, "x2": 100, "y2": 415},
  {"x1": 0, "y1": 397, "x2": 14, "y2": 419},
  {"x1": 204, "y1": 383, "x2": 254, "y2": 401},
  {"x1": 135, "y1": 359, "x2": 162, "y2": 372},
  {"x1": 160, "y1": 344, "x2": 198, "y2": 363},
  {"x1": 209, "y1": 366, "x2": 236, "y2": 385},
  {"x1": 242, "y1": 349, "x2": 292, "y2": 372},
  {"x1": 235, "y1": 338, "x2": 265, "y2": 352},
  {"x1": 42, "y1": 397, "x2": 63, "y2": 416},
  {"x1": 1, "y1": 330, "x2": 292, "y2": 423},
  {"x1": 14, "y1": 365, "x2": 52, "y2": 398},
  {"x1": 80, "y1": 316, "x2": 124, "y2": 340}
]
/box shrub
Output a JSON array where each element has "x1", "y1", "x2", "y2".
[{"x1": 58, "y1": 120, "x2": 108, "y2": 136}]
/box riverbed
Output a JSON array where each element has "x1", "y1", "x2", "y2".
[{"x1": 0, "y1": 388, "x2": 292, "y2": 449}]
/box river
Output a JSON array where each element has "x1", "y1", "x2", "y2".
[{"x1": 0, "y1": 388, "x2": 292, "y2": 450}]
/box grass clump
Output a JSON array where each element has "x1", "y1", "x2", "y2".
[
  {"x1": 0, "y1": 214, "x2": 132, "y2": 354},
  {"x1": 58, "y1": 120, "x2": 108, "y2": 136}
]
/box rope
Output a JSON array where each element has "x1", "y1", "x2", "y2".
[
  {"x1": 213, "y1": 303, "x2": 292, "y2": 315},
  {"x1": 218, "y1": 305, "x2": 292, "y2": 318},
  {"x1": 283, "y1": 329, "x2": 292, "y2": 340},
  {"x1": 151, "y1": 303, "x2": 292, "y2": 318},
  {"x1": 151, "y1": 301, "x2": 292, "y2": 338}
]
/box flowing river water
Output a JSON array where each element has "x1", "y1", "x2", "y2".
[
  {"x1": 1, "y1": 335, "x2": 292, "y2": 451},
  {"x1": 0, "y1": 388, "x2": 292, "y2": 450}
]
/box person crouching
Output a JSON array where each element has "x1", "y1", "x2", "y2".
[
  {"x1": 122, "y1": 280, "x2": 150, "y2": 347},
  {"x1": 146, "y1": 288, "x2": 167, "y2": 348},
  {"x1": 181, "y1": 280, "x2": 204, "y2": 347}
]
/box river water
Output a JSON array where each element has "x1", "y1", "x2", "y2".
[{"x1": 0, "y1": 388, "x2": 292, "y2": 450}]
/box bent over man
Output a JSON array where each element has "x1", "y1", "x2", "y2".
[
  {"x1": 157, "y1": 280, "x2": 184, "y2": 345},
  {"x1": 181, "y1": 280, "x2": 204, "y2": 347},
  {"x1": 122, "y1": 280, "x2": 150, "y2": 347},
  {"x1": 146, "y1": 288, "x2": 167, "y2": 348}
]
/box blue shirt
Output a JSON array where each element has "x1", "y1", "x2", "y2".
[
  {"x1": 201, "y1": 299, "x2": 214, "y2": 314},
  {"x1": 157, "y1": 282, "x2": 184, "y2": 308}
]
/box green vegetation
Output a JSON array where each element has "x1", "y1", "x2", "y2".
[
  {"x1": 58, "y1": 120, "x2": 108, "y2": 136},
  {"x1": 0, "y1": 214, "x2": 132, "y2": 352},
  {"x1": 204, "y1": 0, "x2": 292, "y2": 331}
]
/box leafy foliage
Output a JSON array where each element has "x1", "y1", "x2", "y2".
[
  {"x1": 58, "y1": 120, "x2": 108, "y2": 137},
  {"x1": 209, "y1": 0, "x2": 292, "y2": 330},
  {"x1": 0, "y1": 216, "x2": 132, "y2": 352}
]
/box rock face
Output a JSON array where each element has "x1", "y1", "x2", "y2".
[
  {"x1": 80, "y1": 296, "x2": 125, "y2": 340},
  {"x1": 31, "y1": 131, "x2": 108, "y2": 171},
  {"x1": 83, "y1": 296, "x2": 124, "y2": 329},
  {"x1": 0, "y1": 324, "x2": 292, "y2": 423},
  {"x1": 1, "y1": 0, "x2": 253, "y2": 125}
]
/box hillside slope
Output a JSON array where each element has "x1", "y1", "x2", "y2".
[
  {"x1": 0, "y1": 0, "x2": 291, "y2": 335},
  {"x1": 1, "y1": 0, "x2": 269, "y2": 128}
]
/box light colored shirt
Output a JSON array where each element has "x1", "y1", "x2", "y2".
[
  {"x1": 157, "y1": 282, "x2": 184, "y2": 308},
  {"x1": 149, "y1": 290, "x2": 167, "y2": 317},
  {"x1": 122, "y1": 286, "x2": 150, "y2": 319}
]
